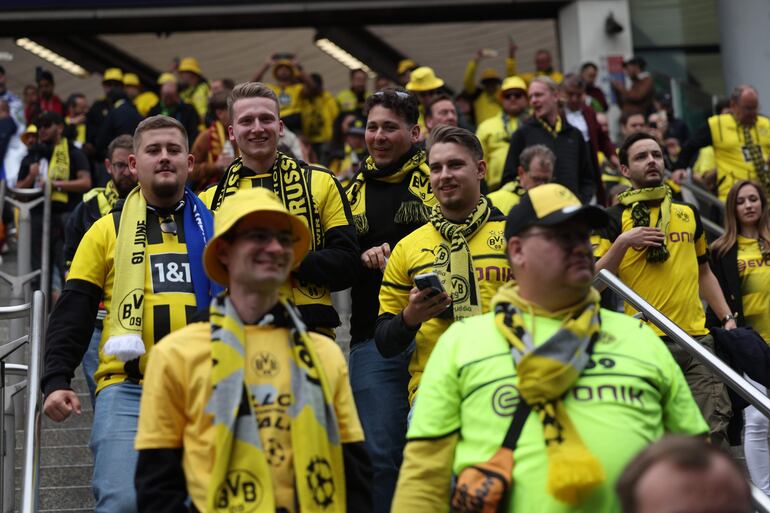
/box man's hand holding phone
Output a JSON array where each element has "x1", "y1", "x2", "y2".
[{"x1": 402, "y1": 273, "x2": 453, "y2": 329}]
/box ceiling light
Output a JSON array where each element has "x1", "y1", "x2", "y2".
[
  {"x1": 314, "y1": 38, "x2": 376, "y2": 78},
  {"x1": 15, "y1": 38, "x2": 88, "y2": 78}
]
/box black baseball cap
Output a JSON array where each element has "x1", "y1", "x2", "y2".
[{"x1": 504, "y1": 183, "x2": 609, "y2": 239}]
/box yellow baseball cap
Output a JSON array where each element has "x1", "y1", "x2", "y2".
[
  {"x1": 501, "y1": 76, "x2": 527, "y2": 93},
  {"x1": 504, "y1": 183, "x2": 608, "y2": 239},
  {"x1": 405, "y1": 67, "x2": 444, "y2": 92},
  {"x1": 203, "y1": 188, "x2": 311, "y2": 286},
  {"x1": 157, "y1": 72, "x2": 177, "y2": 85},
  {"x1": 272, "y1": 59, "x2": 295, "y2": 79},
  {"x1": 102, "y1": 68, "x2": 123, "y2": 83},
  {"x1": 21, "y1": 124, "x2": 37, "y2": 145},
  {"x1": 123, "y1": 73, "x2": 140, "y2": 87},
  {"x1": 177, "y1": 57, "x2": 202, "y2": 75}
]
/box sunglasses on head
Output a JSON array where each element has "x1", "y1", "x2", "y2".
[{"x1": 373, "y1": 90, "x2": 410, "y2": 100}]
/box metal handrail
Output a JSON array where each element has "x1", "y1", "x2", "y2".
[
  {"x1": 594, "y1": 269, "x2": 770, "y2": 418},
  {"x1": 594, "y1": 270, "x2": 770, "y2": 511},
  {"x1": 702, "y1": 217, "x2": 725, "y2": 237},
  {"x1": 680, "y1": 181, "x2": 725, "y2": 214},
  {"x1": 20, "y1": 290, "x2": 44, "y2": 513}
]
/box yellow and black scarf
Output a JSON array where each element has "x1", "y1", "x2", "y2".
[
  {"x1": 81, "y1": 180, "x2": 122, "y2": 217},
  {"x1": 206, "y1": 294, "x2": 345, "y2": 513},
  {"x1": 617, "y1": 184, "x2": 672, "y2": 262},
  {"x1": 500, "y1": 178, "x2": 526, "y2": 196},
  {"x1": 210, "y1": 152, "x2": 323, "y2": 250},
  {"x1": 48, "y1": 137, "x2": 70, "y2": 203},
  {"x1": 346, "y1": 146, "x2": 436, "y2": 235},
  {"x1": 429, "y1": 196, "x2": 491, "y2": 319},
  {"x1": 741, "y1": 124, "x2": 770, "y2": 196},
  {"x1": 537, "y1": 115, "x2": 563, "y2": 138},
  {"x1": 492, "y1": 282, "x2": 604, "y2": 505}
]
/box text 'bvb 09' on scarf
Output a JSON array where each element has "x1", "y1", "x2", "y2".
[
  {"x1": 428, "y1": 196, "x2": 491, "y2": 319},
  {"x1": 617, "y1": 184, "x2": 672, "y2": 262},
  {"x1": 206, "y1": 295, "x2": 345, "y2": 513},
  {"x1": 103, "y1": 186, "x2": 218, "y2": 362},
  {"x1": 346, "y1": 146, "x2": 436, "y2": 235},
  {"x1": 492, "y1": 282, "x2": 605, "y2": 505},
  {"x1": 209, "y1": 153, "x2": 324, "y2": 251}
]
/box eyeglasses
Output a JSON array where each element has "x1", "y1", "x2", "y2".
[
  {"x1": 159, "y1": 216, "x2": 177, "y2": 236},
  {"x1": 111, "y1": 162, "x2": 130, "y2": 172},
  {"x1": 372, "y1": 90, "x2": 411, "y2": 100},
  {"x1": 503, "y1": 91, "x2": 526, "y2": 100},
  {"x1": 232, "y1": 228, "x2": 297, "y2": 248}
]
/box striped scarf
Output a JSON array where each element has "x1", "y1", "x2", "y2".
[
  {"x1": 346, "y1": 146, "x2": 436, "y2": 235},
  {"x1": 209, "y1": 152, "x2": 323, "y2": 250},
  {"x1": 206, "y1": 295, "x2": 345, "y2": 513},
  {"x1": 492, "y1": 282, "x2": 604, "y2": 505},
  {"x1": 741, "y1": 124, "x2": 770, "y2": 196},
  {"x1": 617, "y1": 185, "x2": 671, "y2": 262},
  {"x1": 428, "y1": 196, "x2": 491, "y2": 319}
]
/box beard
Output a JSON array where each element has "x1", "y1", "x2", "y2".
[
  {"x1": 151, "y1": 179, "x2": 180, "y2": 199},
  {"x1": 114, "y1": 177, "x2": 137, "y2": 197}
]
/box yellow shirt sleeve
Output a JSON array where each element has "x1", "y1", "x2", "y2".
[
  {"x1": 135, "y1": 333, "x2": 188, "y2": 449},
  {"x1": 67, "y1": 215, "x2": 111, "y2": 288},
  {"x1": 379, "y1": 241, "x2": 412, "y2": 316},
  {"x1": 313, "y1": 169, "x2": 353, "y2": 231},
  {"x1": 463, "y1": 59, "x2": 478, "y2": 95},
  {"x1": 391, "y1": 434, "x2": 457, "y2": 513},
  {"x1": 312, "y1": 333, "x2": 364, "y2": 443}
]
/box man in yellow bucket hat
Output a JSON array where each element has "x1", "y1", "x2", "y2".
[
  {"x1": 177, "y1": 57, "x2": 210, "y2": 122},
  {"x1": 135, "y1": 187, "x2": 372, "y2": 513},
  {"x1": 406, "y1": 66, "x2": 446, "y2": 138},
  {"x1": 123, "y1": 73, "x2": 158, "y2": 117}
]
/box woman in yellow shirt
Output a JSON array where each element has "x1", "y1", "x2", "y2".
[{"x1": 710, "y1": 179, "x2": 770, "y2": 496}]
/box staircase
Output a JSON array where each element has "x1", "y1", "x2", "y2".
[{"x1": 15, "y1": 368, "x2": 93, "y2": 513}]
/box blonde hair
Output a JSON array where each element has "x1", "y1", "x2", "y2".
[{"x1": 227, "y1": 82, "x2": 278, "y2": 121}]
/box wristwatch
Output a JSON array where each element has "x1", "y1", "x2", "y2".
[{"x1": 721, "y1": 313, "x2": 736, "y2": 326}]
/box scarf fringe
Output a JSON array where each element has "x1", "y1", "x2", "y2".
[
  {"x1": 547, "y1": 444, "x2": 605, "y2": 505},
  {"x1": 394, "y1": 201, "x2": 431, "y2": 225},
  {"x1": 103, "y1": 334, "x2": 145, "y2": 362},
  {"x1": 353, "y1": 213, "x2": 369, "y2": 235}
]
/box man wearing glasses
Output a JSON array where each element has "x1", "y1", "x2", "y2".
[
  {"x1": 135, "y1": 187, "x2": 371, "y2": 513},
  {"x1": 42, "y1": 115, "x2": 218, "y2": 513},
  {"x1": 488, "y1": 143, "x2": 555, "y2": 215},
  {"x1": 476, "y1": 76, "x2": 529, "y2": 191}
]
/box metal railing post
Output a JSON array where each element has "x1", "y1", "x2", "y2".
[
  {"x1": 20, "y1": 291, "x2": 44, "y2": 513},
  {"x1": 40, "y1": 182, "x2": 51, "y2": 306}
]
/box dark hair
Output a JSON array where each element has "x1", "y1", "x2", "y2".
[
  {"x1": 133, "y1": 115, "x2": 188, "y2": 152},
  {"x1": 66, "y1": 93, "x2": 86, "y2": 110},
  {"x1": 715, "y1": 98, "x2": 730, "y2": 114},
  {"x1": 427, "y1": 124, "x2": 483, "y2": 161},
  {"x1": 619, "y1": 111, "x2": 646, "y2": 128},
  {"x1": 616, "y1": 436, "x2": 750, "y2": 513},
  {"x1": 425, "y1": 93, "x2": 454, "y2": 119},
  {"x1": 561, "y1": 73, "x2": 586, "y2": 91},
  {"x1": 208, "y1": 90, "x2": 229, "y2": 112},
  {"x1": 364, "y1": 87, "x2": 419, "y2": 125},
  {"x1": 0, "y1": 65, "x2": 5, "y2": 75},
  {"x1": 106, "y1": 134, "x2": 134, "y2": 161},
  {"x1": 350, "y1": 68, "x2": 367, "y2": 79},
  {"x1": 619, "y1": 132, "x2": 660, "y2": 167},
  {"x1": 580, "y1": 62, "x2": 598, "y2": 73},
  {"x1": 38, "y1": 70, "x2": 54, "y2": 84}
]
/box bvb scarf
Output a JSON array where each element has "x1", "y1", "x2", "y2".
[
  {"x1": 429, "y1": 196, "x2": 491, "y2": 319},
  {"x1": 617, "y1": 185, "x2": 672, "y2": 262},
  {"x1": 537, "y1": 115, "x2": 563, "y2": 138},
  {"x1": 104, "y1": 187, "x2": 217, "y2": 362},
  {"x1": 206, "y1": 295, "x2": 345, "y2": 513},
  {"x1": 81, "y1": 180, "x2": 122, "y2": 217},
  {"x1": 48, "y1": 137, "x2": 71, "y2": 203},
  {"x1": 210, "y1": 153, "x2": 323, "y2": 250},
  {"x1": 741, "y1": 124, "x2": 770, "y2": 196},
  {"x1": 346, "y1": 146, "x2": 436, "y2": 235},
  {"x1": 492, "y1": 282, "x2": 604, "y2": 505},
  {"x1": 500, "y1": 179, "x2": 526, "y2": 196}
]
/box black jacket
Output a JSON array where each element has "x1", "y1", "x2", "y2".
[
  {"x1": 501, "y1": 116, "x2": 596, "y2": 203},
  {"x1": 148, "y1": 102, "x2": 200, "y2": 148},
  {"x1": 95, "y1": 98, "x2": 143, "y2": 159},
  {"x1": 707, "y1": 244, "x2": 744, "y2": 329}
]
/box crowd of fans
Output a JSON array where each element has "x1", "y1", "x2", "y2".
[{"x1": 0, "y1": 41, "x2": 766, "y2": 513}]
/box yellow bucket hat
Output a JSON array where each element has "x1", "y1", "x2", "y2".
[
  {"x1": 397, "y1": 58, "x2": 417, "y2": 75},
  {"x1": 157, "y1": 72, "x2": 177, "y2": 85},
  {"x1": 102, "y1": 68, "x2": 123, "y2": 83},
  {"x1": 123, "y1": 73, "x2": 140, "y2": 87},
  {"x1": 406, "y1": 66, "x2": 445, "y2": 92},
  {"x1": 203, "y1": 188, "x2": 311, "y2": 286},
  {"x1": 177, "y1": 57, "x2": 202, "y2": 75}
]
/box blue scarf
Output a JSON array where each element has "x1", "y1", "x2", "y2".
[{"x1": 183, "y1": 187, "x2": 222, "y2": 309}]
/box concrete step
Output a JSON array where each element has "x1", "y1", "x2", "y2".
[
  {"x1": 41, "y1": 409, "x2": 93, "y2": 430},
  {"x1": 15, "y1": 464, "x2": 92, "y2": 490},
  {"x1": 37, "y1": 485, "x2": 92, "y2": 511},
  {"x1": 36, "y1": 445, "x2": 92, "y2": 467}
]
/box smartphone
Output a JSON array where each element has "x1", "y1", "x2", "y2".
[{"x1": 414, "y1": 272, "x2": 445, "y2": 299}]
